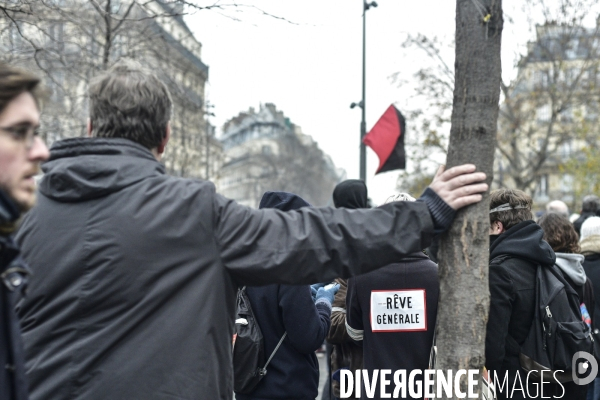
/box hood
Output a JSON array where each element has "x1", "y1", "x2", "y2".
[
  {"x1": 555, "y1": 252, "x2": 587, "y2": 286},
  {"x1": 332, "y1": 179, "x2": 368, "y2": 209},
  {"x1": 39, "y1": 137, "x2": 165, "y2": 202},
  {"x1": 259, "y1": 191, "x2": 311, "y2": 211},
  {"x1": 581, "y1": 235, "x2": 600, "y2": 256},
  {"x1": 490, "y1": 220, "x2": 556, "y2": 266},
  {"x1": 0, "y1": 187, "x2": 20, "y2": 225}
]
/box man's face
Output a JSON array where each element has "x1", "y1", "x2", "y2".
[{"x1": 0, "y1": 92, "x2": 49, "y2": 211}]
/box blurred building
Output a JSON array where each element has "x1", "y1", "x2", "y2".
[
  {"x1": 219, "y1": 103, "x2": 342, "y2": 207},
  {"x1": 0, "y1": 0, "x2": 222, "y2": 180}
]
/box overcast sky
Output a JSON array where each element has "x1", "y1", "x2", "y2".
[{"x1": 185, "y1": 1, "x2": 536, "y2": 204}]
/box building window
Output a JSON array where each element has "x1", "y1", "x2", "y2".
[
  {"x1": 560, "y1": 140, "x2": 572, "y2": 159},
  {"x1": 537, "y1": 104, "x2": 551, "y2": 122},
  {"x1": 535, "y1": 174, "x2": 549, "y2": 201}
]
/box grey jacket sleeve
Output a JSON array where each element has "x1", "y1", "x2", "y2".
[{"x1": 212, "y1": 192, "x2": 435, "y2": 286}]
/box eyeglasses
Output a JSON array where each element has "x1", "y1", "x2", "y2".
[{"x1": 0, "y1": 124, "x2": 40, "y2": 149}]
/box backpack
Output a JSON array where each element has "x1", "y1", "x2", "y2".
[
  {"x1": 514, "y1": 262, "x2": 594, "y2": 383},
  {"x1": 232, "y1": 286, "x2": 287, "y2": 394}
]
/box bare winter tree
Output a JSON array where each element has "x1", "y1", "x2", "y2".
[
  {"x1": 393, "y1": 34, "x2": 454, "y2": 196},
  {"x1": 435, "y1": 0, "x2": 502, "y2": 399},
  {"x1": 396, "y1": 0, "x2": 600, "y2": 208},
  {"x1": 498, "y1": 0, "x2": 600, "y2": 205},
  {"x1": 0, "y1": 0, "x2": 218, "y2": 179}
]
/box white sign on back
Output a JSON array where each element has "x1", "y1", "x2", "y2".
[{"x1": 370, "y1": 289, "x2": 427, "y2": 332}]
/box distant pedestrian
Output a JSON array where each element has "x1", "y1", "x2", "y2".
[
  {"x1": 546, "y1": 199, "x2": 570, "y2": 218},
  {"x1": 0, "y1": 62, "x2": 50, "y2": 400},
  {"x1": 326, "y1": 180, "x2": 369, "y2": 400},
  {"x1": 538, "y1": 212, "x2": 595, "y2": 314},
  {"x1": 235, "y1": 191, "x2": 339, "y2": 400},
  {"x1": 345, "y1": 193, "x2": 439, "y2": 400},
  {"x1": 538, "y1": 211, "x2": 593, "y2": 400},
  {"x1": 574, "y1": 195, "x2": 600, "y2": 236}
]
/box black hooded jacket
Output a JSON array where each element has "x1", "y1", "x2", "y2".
[
  {"x1": 236, "y1": 191, "x2": 331, "y2": 400},
  {"x1": 0, "y1": 188, "x2": 29, "y2": 400},
  {"x1": 486, "y1": 220, "x2": 556, "y2": 399},
  {"x1": 15, "y1": 138, "x2": 443, "y2": 400}
]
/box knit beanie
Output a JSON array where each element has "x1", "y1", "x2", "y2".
[{"x1": 580, "y1": 216, "x2": 600, "y2": 241}]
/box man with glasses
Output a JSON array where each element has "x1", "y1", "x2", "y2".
[{"x1": 0, "y1": 62, "x2": 50, "y2": 400}]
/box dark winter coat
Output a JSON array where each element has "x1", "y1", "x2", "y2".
[
  {"x1": 0, "y1": 189, "x2": 29, "y2": 400},
  {"x1": 345, "y1": 252, "x2": 439, "y2": 400},
  {"x1": 486, "y1": 220, "x2": 574, "y2": 400},
  {"x1": 236, "y1": 191, "x2": 330, "y2": 400},
  {"x1": 574, "y1": 212, "x2": 598, "y2": 236},
  {"x1": 15, "y1": 138, "x2": 445, "y2": 400},
  {"x1": 327, "y1": 179, "x2": 368, "y2": 399},
  {"x1": 554, "y1": 252, "x2": 595, "y2": 325},
  {"x1": 236, "y1": 284, "x2": 330, "y2": 400},
  {"x1": 582, "y1": 235, "x2": 600, "y2": 334}
]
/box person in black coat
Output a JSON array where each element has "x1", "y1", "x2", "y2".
[
  {"x1": 574, "y1": 195, "x2": 600, "y2": 236},
  {"x1": 486, "y1": 189, "x2": 560, "y2": 400},
  {"x1": 0, "y1": 63, "x2": 50, "y2": 400},
  {"x1": 235, "y1": 191, "x2": 340, "y2": 400},
  {"x1": 537, "y1": 212, "x2": 593, "y2": 400},
  {"x1": 345, "y1": 193, "x2": 439, "y2": 400},
  {"x1": 580, "y1": 216, "x2": 600, "y2": 400}
]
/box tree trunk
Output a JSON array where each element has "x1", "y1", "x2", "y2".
[{"x1": 436, "y1": 0, "x2": 503, "y2": 398}]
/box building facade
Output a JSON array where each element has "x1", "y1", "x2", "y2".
[
  {"x1": 219, "y1": 103, "x2": 342, "y2": 208},
  {"x1": 0, "y1": 0, "x2": 222, "y2": 180},
  {"x1": 495, "y1": 21, "x2": 600, "y2": 208}
]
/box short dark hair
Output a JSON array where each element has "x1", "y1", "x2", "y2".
[
  {"x1": 88, "y1": 59, "x2": 172, "y2": 150},
  {"x1": 0, "y1": 63, "x2": 42, "y2": 115},
  {"x1": 582, "y1": 195, "x2": 600, "y2": 213},
  {"x1": 489, "y1": 189, "x2": 533, "y2": 230},
  {"x1": 538, "y1": 212, "x2": 580, "y2": 253}
]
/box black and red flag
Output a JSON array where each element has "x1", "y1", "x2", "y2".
[{"x1": 362, "y1": 104, "x2": 406, "y2": 174}]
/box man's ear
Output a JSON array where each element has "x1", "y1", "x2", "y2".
[
  {"x1": 156, "y1": 122, "x2": 170, "y2": 155},
  {"x1": 492, "y1": 220, "x2": 505, "y2": 234},
  {"x1": 87, "y1": 119, "x2": 93, "y2": 137}
]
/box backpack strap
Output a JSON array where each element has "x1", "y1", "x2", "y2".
[
  {"x1": 258, "y1": 332, "x2": 288, "y2": 376},
  {"x1": 240, "y1": 286, "x2": 288, "y2": 377}
]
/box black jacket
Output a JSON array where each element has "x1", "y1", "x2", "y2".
[
  {"x1": 346, "y1": 252, "x2": 439, "y2": 400},
  {"x1": 584, "y1": 254, "x2": 600, "y2": 332},
  {"x1": 582, "y1": 235, "x2": 600, "y2": 334},
  {"x1": 486, "y1": 220, "x2": 557, "y2": 399},
  {"x1": 236, "y1": 191, "x2": 331, "y2": 400},
  {"x1": 0, "y1": 189, "x2": 29, "y2": 400},
  {"x1": 236, "y1": 284, "x2": 330, "y2": 400},
  {"x1": 574, "y1": 212, "x2": 597, "y2": 236},
  {"x1": 15, "y1": 138, "x2": 444, "y2": 400}
]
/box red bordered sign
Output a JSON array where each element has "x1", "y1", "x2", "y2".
[{"x1": 370, "y1": 289, "x2": 427, "y2": 332}]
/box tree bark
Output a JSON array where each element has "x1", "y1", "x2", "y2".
[{"x1": 436, "y1": 0, "x2": 503, "y2": 398}]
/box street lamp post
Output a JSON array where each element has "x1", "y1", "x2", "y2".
[{"x1": 351, "y1": 0, "x2": 377, "y2": 182}]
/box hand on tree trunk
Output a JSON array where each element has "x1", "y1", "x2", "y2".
[{"x1": 428, "y1": 164, "x2": 488, "y2": 210}]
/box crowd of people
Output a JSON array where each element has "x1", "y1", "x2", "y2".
[
  {"x1": 0, "y1": 60, "x2": 487, "y2": 400},
  {"x1": 0, "y1": 58, "x2": 598, "y2": 400}
]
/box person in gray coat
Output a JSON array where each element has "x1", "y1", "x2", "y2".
[{"x1": 15, "y1": 60, "x2": 488, "y2": 400}]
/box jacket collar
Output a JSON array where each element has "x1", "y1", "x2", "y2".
[{"x1": 40, "y1": 137, "x2": 166, "y2": 202}]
